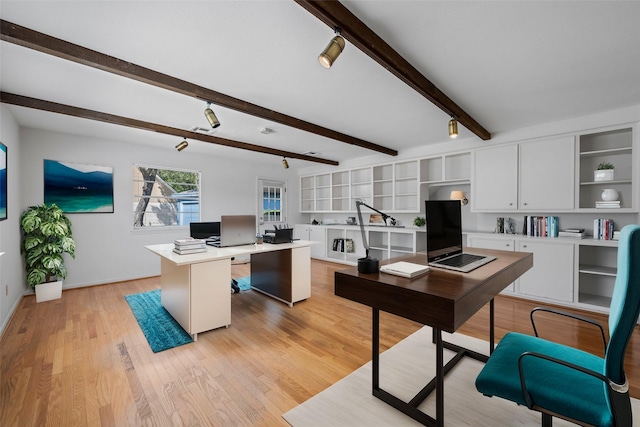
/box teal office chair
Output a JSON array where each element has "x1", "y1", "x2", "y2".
[{"x1": 476, "y1": 224, "x2": 640, "y2": 427}]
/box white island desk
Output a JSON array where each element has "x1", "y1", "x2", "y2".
[{"x1": 146, "y1": 241, "x2": 313, "y2": 340}]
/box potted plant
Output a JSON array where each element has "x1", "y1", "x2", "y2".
[
  {"x1": 413, "y1": 217, "x2": 426, "y2": 227},
  {"x1": 20, "y1": 203, "x2": 75, "y2": 302},
  {"x1": 594, "y1": 162, "x2": 614, "y2": 182}
]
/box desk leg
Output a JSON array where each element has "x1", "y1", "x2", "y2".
[
  {"x1": 372, "y1": 308, "x2": 380, "y2": 393},
  {"x1": 490, "y1": 298, "x2": 495, "y2": 355},
  {"x1": 435, "y1": 329, "x2": 444, "y2": 427}
]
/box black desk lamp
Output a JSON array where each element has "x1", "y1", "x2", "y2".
[{"x1": 355, "y1": 200, "x2": 397, "y2": 274}]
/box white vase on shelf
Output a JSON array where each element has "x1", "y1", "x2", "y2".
[{"x1": 601, "y1": 188, "x2": 619, "y2": 201}]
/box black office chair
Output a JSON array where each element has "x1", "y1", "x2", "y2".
[{"x1": 476, "y1": 224, "x2": 640, "y2": 427}]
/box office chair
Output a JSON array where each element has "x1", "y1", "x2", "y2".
[{"x1": 476, "y1": 224, "x2": 640, "y2": 427}]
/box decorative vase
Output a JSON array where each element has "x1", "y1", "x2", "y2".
[
  {"x1": 594, "y1": 169, "x2": 614, "y2": 182},
  {"x1": 601, "y1": 189, "x2": 619, "y2": 201},
  {"x1": 35, "y1": 280, "x2": 63, "y2": 303}
]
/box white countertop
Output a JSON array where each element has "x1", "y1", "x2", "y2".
[{"x1": 146, "y1": 240, "x2": 315, "y2": 266}]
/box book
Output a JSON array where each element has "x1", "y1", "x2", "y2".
[
  {"x1": 558, "y1": 231, "x2": 586, "y2": 238},
  {"x1": 380, "y1": 261, "x2": 430, "y2": 278},
  {"x1": 173, "y1": 247, "x2": 207, "y2": 255},
  {"x1": 175, "y1": 238, "x2": 206, "y2": 246}
]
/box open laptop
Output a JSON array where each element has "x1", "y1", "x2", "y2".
[
  {"x1": 425, "y1": 200, "x2": 495, "y2": 273},
  {"x1": 209, "y1": 215, "x2": 256, "y2": 247}
]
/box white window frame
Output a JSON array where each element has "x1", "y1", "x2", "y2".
[{"x1": 257, "y1": 178, "x2": 287, "y2": 227}]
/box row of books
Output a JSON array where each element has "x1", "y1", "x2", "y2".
[
  {"x1": 523, "y1": 216, "x2": 559, "y2": 237},
  {"x1": 594, "y1": 218, "x2": 616, "y2": 240},
  {"x1": 332, "y1": 238, "x2": 355, "y2": 253},
  {"x1": 173, "y1": 237, "x2": 207, "y2": 255}
]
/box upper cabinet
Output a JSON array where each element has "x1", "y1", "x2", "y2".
[
  {"x1": 420, "y1": 152, "x2": 471, "y2": 204},
  {"x1": 472, "y1": 137, "x2": 575, "y2": 212},
  {"x1": 577, "y1": 127, "x2": 635, "y2": 212}
]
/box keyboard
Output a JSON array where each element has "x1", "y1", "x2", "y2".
[{"x1": 436, "y1": 253, "x2": 485, "y2": 268}]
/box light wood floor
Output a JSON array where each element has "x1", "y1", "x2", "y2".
[{"x1": 2, "y1": 259, "x2": 640, "y2": 426}]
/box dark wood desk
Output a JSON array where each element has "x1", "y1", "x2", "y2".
[{"x1": 334, "y1": 249, "x2": 533, "y2": 427}]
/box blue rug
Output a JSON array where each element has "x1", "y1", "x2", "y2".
[
  {"x1": 236, "y1": 276, "x2": 252, "y2": 292},
  {"x1": 124, "y1": 289, "x2": 193, "y2": 353}
]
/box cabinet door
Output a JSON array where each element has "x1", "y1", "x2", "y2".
[
  {"x1": 472, "y1": 145, "x2": 518, "y2": 211},
  {"x1": 516, "y1": 241, "x2": 574, "y2": 302},
  {"x1": 308, "y1": 226, "x2": 326, "y2": 259},
  {"x1": 467, "y1": 236, "x2": 515, "y2": 293},
  {"x1": 519, "y1": 137, "x2": 575, "y2": 210}
]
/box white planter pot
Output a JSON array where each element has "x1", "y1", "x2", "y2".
[
  {"x1": 35, "y1": 280, "x2": 63, "y2": 303},
  {"x1": 594, "y1": 169, "x2": 614, "y2": 182}
]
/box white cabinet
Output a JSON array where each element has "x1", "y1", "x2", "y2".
[
  {"x1": 516, "y1": 240, "x2": 574, "y2": 303},
  {"x1": 472, "y1": 137, "x2": 575, "y2": 211},
  {"x1": 420, "y1": 152, "x2": 471, "y2": 203},
  {"x1": 472, "y1": 144, "x2": 518, "y2": 211},
  {"x1": 467, "y1": 235, "x2": 516, "y2": 293},
  {"x1": 293, "y1": 225, "x2": 326, "y2": 259},
  {"x1": 519, "y1": 137, "x2": 575, "y2": 210}
]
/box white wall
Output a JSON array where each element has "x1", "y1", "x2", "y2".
[{"x1": 0, "y1": 105, "x2": 23, "y2": 333}]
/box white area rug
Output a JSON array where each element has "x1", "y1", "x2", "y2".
[{"x1": 283, "y1": 326, "x2": 640, "y2": 426}]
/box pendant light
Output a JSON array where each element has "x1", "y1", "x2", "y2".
[
  {"x1": 175, "y1": 139, "x2": 189, "y2": 151},
  {"x1": 448, "y1": 117, "x2": 458, "y2": 139},
  {"x1": 204, "y1": 102, "x2": 221, "y2": 129}
]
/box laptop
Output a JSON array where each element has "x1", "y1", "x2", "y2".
[
  {"x1": 425, "y1": 200, "x2": 495, "y2": 273},
  {"x1": 209, "y1": 215, "x2": 256, "y2": 247}
]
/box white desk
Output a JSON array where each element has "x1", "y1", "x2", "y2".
[{"x1": 146, "y1": 241, "x2": 313, "y2": 340}]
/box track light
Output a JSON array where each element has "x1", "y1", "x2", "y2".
[
  {"x1": 448, "y1": 117, "x2": 458, "y2": 139},
  {"x1": 204, "y1": 102, "x2": 221, "y2": 129},
  {"x1": 318, "y1": 28, "x2": 345, "y2": 68},
  {"x1": 450, "y1": 190, "x2": 468, "y2": 206},
  {"x1": 282, "y1": 158, "x2": 289, "y2": 169},
  {"x1": 175, "y1": 139, "x2": 188, "y2": 151}
]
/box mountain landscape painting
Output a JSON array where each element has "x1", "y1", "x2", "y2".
[
  {"x1": 0, "y1": 143, "x2": 6, "y2": 220},
  {"x1": 44, "y1": 160, "x2": 114, "y2": 213}
]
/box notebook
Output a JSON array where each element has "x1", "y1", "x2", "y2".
[
  {"x1": 380, "y1": 261, "x2": 430, "y2": 278},
  {"x1": 425, "y1": 200, "x2": 495, "y2": 273}
]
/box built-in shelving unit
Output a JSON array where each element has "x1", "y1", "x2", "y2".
[
  {"x1": 394, "y1": 160, "x2": 419, "y2": 211},
  {"x1": 578, "y1": 127, "x2": 634, "y2": 212},
  {"x1": 373, "y1": 164, "x2": 393, "y2": 211},
  {"x1": 331, "y1": 171, "x2": 350, "y2": 211},
  {"x1": 420, "y1": 152, "x2": 471, "y2": 202}
]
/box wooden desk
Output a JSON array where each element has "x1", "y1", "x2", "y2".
[
  {"x1": 146, "y1": 241, "x2": 313, "y2": 340},
  {"x1": 335, "y1": 249, "x2": 533, "y2": 427}
]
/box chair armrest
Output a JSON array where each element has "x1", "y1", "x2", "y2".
[
  {"x1": 517, "y1": 351, "x2": 611, "y2": 409},
  {"x1": 530, "y1": 307, "x2": 607, "y2": 354}
]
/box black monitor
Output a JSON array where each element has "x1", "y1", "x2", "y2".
[
  {"x1": 425, "y1": 200, "x2": 463, "y2": 261},
  {"x1": 189, "y1": 221, "x2": 220, "y2": 239}
]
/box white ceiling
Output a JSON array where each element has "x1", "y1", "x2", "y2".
[{"x1": 1, "y1": 1, "x2": 639, "y2": 169}]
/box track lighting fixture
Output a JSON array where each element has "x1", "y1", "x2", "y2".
[
  {"x1": 450, "y1": 190, "x2": 468, "y2": 206},
  {"x1": 175, "y1": 139, "x2": 189, "y2": 151},
  {"x1": 204, "y1": 102, "x2": 221, "y2": 129},
  {"x1": 318, "y1": 27, "x2": 345, "y2": 69},
  {"x1": 448, "y1": 117, "x2": 458, "y2": 139},
  {"x1": 282, "y1": 158, "x2": 289, "y2": 169}
]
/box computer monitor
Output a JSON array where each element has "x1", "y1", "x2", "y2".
[{"x1": 189, "y1": 221, "x2": 220, "y2": 239}]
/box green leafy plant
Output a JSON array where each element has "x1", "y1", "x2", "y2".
[
  {"x1": 597, "y1": 162, "x2": 614, "y2": 170},
  {"x1": 413, "y1": 217, "x2": 426, "y2": 227},
  {"x1": 20, "y1": 203, "x2": 75, "y2": 289}
]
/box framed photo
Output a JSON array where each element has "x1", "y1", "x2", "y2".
[
  {"x1": 0, "y1": 143, "x2": 6, "y2": 221},
  {"x1": 44, "y1": 160, "x2": 114, "y2": 213}
]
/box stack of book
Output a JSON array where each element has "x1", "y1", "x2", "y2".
[
  {"x1": 595, "y1": 200, "x2": 621, "y2": 209},
  {"x1": 173, "y1": 238, "x2": 207, "y2": 255},
  {"x1": 558, "y1": 228, "x2": 586, "y2": 239},
  {"x1": 523, "y1": 216, "x2": 559, "y2": 237}
]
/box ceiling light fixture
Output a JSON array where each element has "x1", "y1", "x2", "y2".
[
  {"x1": 450, "y1": 190, "x2": 468, "y2": 206},
  {"x1": 282, "y1": 158, "x2": 289, "y2": 169},
  {"x1": 204, "y1": 102, "x2": 221, "y2": 129},
  {"x1": 448, "y1": 117, "x2": 458, "y2": 139},
  {"x1": 318, "y1": 27, "x2": 345, "y2": 69},
  {"x1": 175, "y1": 139, "x2": 189, "y2": 151}
]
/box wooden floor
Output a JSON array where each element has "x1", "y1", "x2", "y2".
[{"x1": 2, "y1": 259, "x2": 640, "y2": 426}]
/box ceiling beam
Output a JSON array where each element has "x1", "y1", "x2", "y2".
[
  {"x1": 294, "y1": 0, "x2": 491, "y2": 141},
  {"x1": 0, "y1": 92, "x2": 339, "y2": 166},
  {"x1": 0, "y1": 19, "x2": 397, "y2": 157}
]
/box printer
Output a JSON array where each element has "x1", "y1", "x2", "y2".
[{"x1": 263, "y1": 227, "x2": 293, "y2": 244}]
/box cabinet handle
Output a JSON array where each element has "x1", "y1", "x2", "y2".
[
  {"x1": 505, "y1": 244, "x2": 510, "y2": 247},
  {"x1": 523, "y1": 202, "x2": 527, "y2": 206},
  {"x1": 522, "y1": 244, "x2": 527, "y2": 248},
  {"x1": 509, "y1": 203, "x2": 513, "y2": 206}
]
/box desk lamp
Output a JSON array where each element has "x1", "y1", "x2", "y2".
[{"x1": 355, "y1": 200, "x2": 397, "y2": 274}]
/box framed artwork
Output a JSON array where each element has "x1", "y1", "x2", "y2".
[
  {"x1": 0, "y1": 143, "x2": 6, "y2": 221},
  {"x1": 44, "y1": 160, "x2": 114, "y2": 213}
]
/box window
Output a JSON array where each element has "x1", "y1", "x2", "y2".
[
  {"x1": 259, "y1": 179, "x2": 286, "y2": 225},
  {"x1": 133, "y1": 165, "x2": 200, "y2": 229}
]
